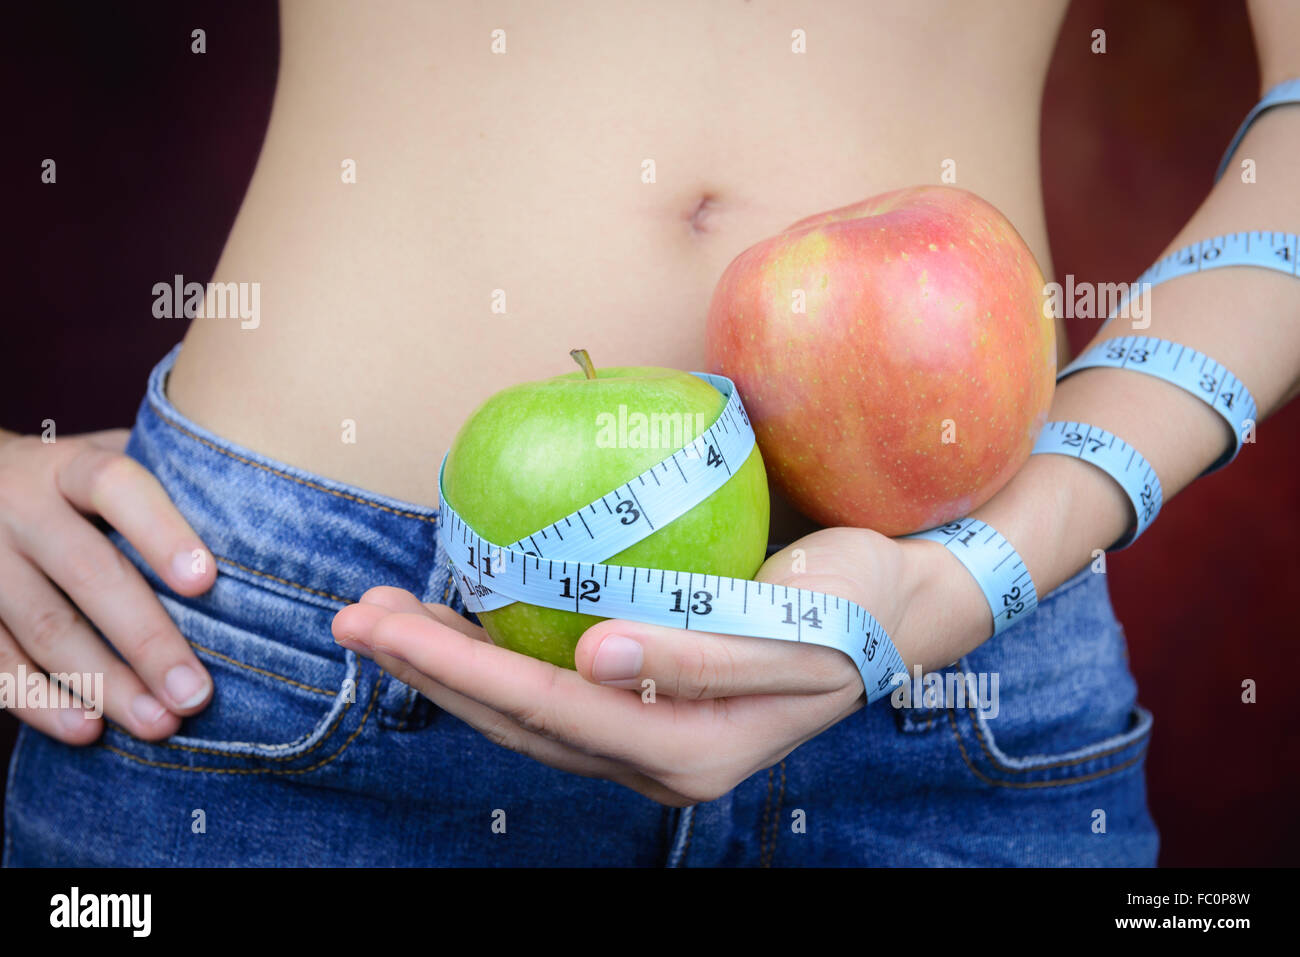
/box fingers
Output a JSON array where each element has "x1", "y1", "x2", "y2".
[
  {"x1": 573, "y1": 618, "x2": 862, "y2": 700},
  {"x1": 80, "y1": 428, "x2": 130, "y2": 453},
  {"x1": 0, "y1": 434, "x2": 213, "y2": 730},
  {"x1": 356, "y1": 586, "x2": 489, "y2": 641},
  {"x1": 0, "y1": 550, "x2": 181, "y2": 739},
  {"x1": 55, "y1": 444, "x2": 215, "y2": 597},
  {"x1": 334, "y1": 589, "x2": 865, "y2": 805},
  {"x1": 336, "y1": 607, "x2": 674, "y2": 764},
  {"x1": 333, "y1": 595, "x2": 691, "y2": 805},
  {"x1": 345, "y1": 609, "x2": 858, "y2": 803},
  {"x1": 357, "y1": 586, "x2": 430, "y2": 614},
  {"x1": 332, "y1": 601, "x2": 398, "y2": 649},
  {"x1": 363, "y1": 644, "x2": 692, "y2": 806},
  {"x1": 0, "y1": 617, "x2": 103, "y2": 745},
  {"x1": 338, "y1": 589, "x2": 492, "y2": 651},
  {"x1": 14, "y1": 506, "x2": 213, "y2": 715}
]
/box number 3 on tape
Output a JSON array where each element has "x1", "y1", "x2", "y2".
[{"x1": 436, "y1": 373, "x2": 908, "y2": 703}]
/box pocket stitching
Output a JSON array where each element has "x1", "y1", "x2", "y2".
[
  {"x1": 215, "y1": 554, "x2": 355, "y2": 606},
  {"x1": 945, "y1": 704, "x2": 1152, "y2": 789},
  {"x1": 762, "y1": 760, "x2": 786, "y2": 868},
  {"x1": 99, "y1": 677, "x2": 381, "y2": 775},
  {"x1": 966, "y1": 701, "x2": 1152, "y2": 773},
  {"x1": 103, "y1": 654, "x2": 360, "y2": 759},
  {"x1": 104, "y1": 688, "x2": 352, "y2": 760},
  {"x1": 189, "y1": 638, "x2": 336, "y2": 697}
]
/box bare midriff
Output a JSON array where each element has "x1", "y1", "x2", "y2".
[{"x1": 167, "y1": 0, "x2": 1070, "y2": 544}]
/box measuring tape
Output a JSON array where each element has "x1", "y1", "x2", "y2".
[
  {"x1": 1059, "y1": 335, "x2": 1257, "y2": 474},
  {"x1": 1094, "y1": 230, "x2": 1298, "y2": 336},
  {"x1": 1215, "y1": 77, "x2": 1300, "y2": 183},
  {"x1": 1030, "y1": 422, "x2": 1162, "y2": 549},
  {"x1": 1067, "y1": 231, "x2": 1271, "y2": 469},
  {"x1": 903, "y1": 518, "x2": 1037, "y2": 633},
  {"x1": 437, "y1": 228, "x2": 1284, "y2": 688},
  {"x1": 1040, "y1": 230, "x2": 1278, "y2": 547},
  {"x1": 436, "y1": 373, "x2": 907, "y2": 703}
]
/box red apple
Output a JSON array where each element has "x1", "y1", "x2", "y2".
[{"x1": 705, "y1": 185, "x2": 1055, "y2": 536}]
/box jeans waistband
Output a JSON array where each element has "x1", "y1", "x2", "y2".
[
  {"x1": 129, "y1": 344, "x2": 1102, "y2": 618},
  {"x1": 127, "y1": 344, "x2": 455, "y2": 611}
]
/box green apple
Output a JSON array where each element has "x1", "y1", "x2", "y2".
[{"x1": 442, "y1": 350, "x2": 770, "y2": 667}]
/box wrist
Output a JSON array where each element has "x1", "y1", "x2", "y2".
[
  {"x1": 893, "y1": 447, "x2": 1118, "y2": 673},
  {"x1": 973, "y1": 448, "x2": 1127, "y2": 597},
  {"x1": 893, "y1": 534, "x2": 991, "y2": 673}
]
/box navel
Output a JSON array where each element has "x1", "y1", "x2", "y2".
[{"x1": 686, "y1": 193, "x2": 722, "y2": 235}]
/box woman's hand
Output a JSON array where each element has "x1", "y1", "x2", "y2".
[
  {"x1": 0, "y1": 428, "x2": 216, "y2": 744},
  {"x1": 332, "y1": 525, "x2": 984, "y2": 806}
]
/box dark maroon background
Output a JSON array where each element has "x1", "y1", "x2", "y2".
[{"x1": 4, "y1": 1, "x2": 1297, "y2": 866}]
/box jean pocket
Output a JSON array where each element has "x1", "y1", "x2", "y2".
[
  {"x1": 928, "y1": 572, "x2": 1155, "y2": 789},
  {"x1": 100, "y1": 575, "x2": 363, "y2": 770},
  {"x1": 942, "y1": 690, "x2": 1153, "y2": 790},
  {"x1": 893, "y1": 615, "x2": 1154, "y2": 789}
]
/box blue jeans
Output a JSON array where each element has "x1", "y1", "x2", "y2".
[{"x1": 4, "y1": 345, "x2": 1158, "y2": 866}]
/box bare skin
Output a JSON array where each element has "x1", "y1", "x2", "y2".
[
  {"x1": 13, "y1": 0, "x2": 1295, "y2": 781},
  {"x1": 167, "y1": 0, "x2": 1070, "y2": 544},
  {"x1": 0, "y1": 0, "x2": 1069, "y2": 747}
]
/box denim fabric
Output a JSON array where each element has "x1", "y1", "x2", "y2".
[{"x1": 4, "y1": 345, "x2": 1157, "y2": 866}]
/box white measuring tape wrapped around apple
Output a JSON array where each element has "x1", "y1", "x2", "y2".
[{"x1": 436, "y1": 351, "x2": 907, "y2": 703}]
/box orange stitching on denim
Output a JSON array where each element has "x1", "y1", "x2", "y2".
[
  {"x1": 758, "y1": 766, "x2": 774, "y2": 863},
  {"x1": 187, "y1": 639, "x2": 335, "y2": 697},
  {"x1": 215, "y1": 555, "x2": 355, "y2": 605},
  {"x1": 944, "y1": 707, "x2": 1149, "y2": 789},
  {"x1": 102, "y1": 665, "x2": 357, "y2": 759},
  {"x1": 763, "y1": 760, "x2": 786, "y2": 868},
  {"x1": 154, "y1": 410, "x2": 437, "y2": 524},
  {"x1": 99, "y1": 678, "x2": 380, "y2": 775},
  {"x1": 962, "y1": 700, "x2": 1150, "y2": 774}
]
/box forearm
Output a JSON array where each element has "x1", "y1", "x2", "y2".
[{"x1": 903, "y1": 98, "x2": 1300, "y2": 671}]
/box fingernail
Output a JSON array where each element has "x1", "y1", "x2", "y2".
[
  {"x1": 59, "y1": 708, "x2": 90, "y2": 734},
  {"x1": 131, "y1": 693, "x2": 168, "y2": 726},
  {"x1": 165, "y1": 665, "x2": 210, "y2": 709},
  {"x1": 593, "y1": 635, "x2": 643, "y2": 683},
  {"x1": 171, "y1": 547, "x2": 208, "y2": 582}
]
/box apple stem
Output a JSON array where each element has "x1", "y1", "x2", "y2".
[{"x1": 570, "y1": 348, "x2": 597, "y2": 380}]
